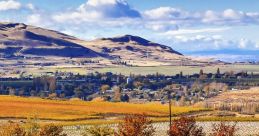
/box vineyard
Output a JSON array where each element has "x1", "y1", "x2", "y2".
[{"x1": 0, "y1": 96, "x2": 206, "y2": 122}]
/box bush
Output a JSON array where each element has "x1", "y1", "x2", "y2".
[
  {"x1": 116, "y1": 114, "x2": 155, "y2": 136},
  {"x1": 0, "y1": 123, "x2": 26, "y2": 136},
  {"x1": 38, "y1": 124, "x2": 67, "y2": 136},
  {"x1": 24, "y1": 116, "x2": 40, "y2": 136},
  {"x1": 82, "y1": 125, "x2": 114, "y2": 136},
  {"x1": 210, "y1": 122, "x2": 237, "y2": 136},
  {"x1": 168, "y1": 116, "x2": 204, "y2": 136}
]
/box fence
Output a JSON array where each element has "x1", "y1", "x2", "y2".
[{"x1": 63, "y1": 122, "x2": 259, "y2": 136}]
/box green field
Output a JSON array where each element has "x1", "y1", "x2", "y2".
[
  {"x1": 93, "y1": 65, "x2": 259, "y2": 76},
  {"x1": 21, "y1": 64, "x2": 259, "y2": 76}
]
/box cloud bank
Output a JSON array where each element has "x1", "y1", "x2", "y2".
[
  {"x1": 0, "y1": 0, "x2": 21, "y2": 11},
  {"x1": 1, "y1": 0, "x2": 259, "y2": 56}
]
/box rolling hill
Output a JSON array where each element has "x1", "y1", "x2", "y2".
[
  {"x1": 0, "y1": 22, "x2": 209, "y2": 67},
  {"x1": 0, "y1": 22, "x2": 102, "y2": 58}
]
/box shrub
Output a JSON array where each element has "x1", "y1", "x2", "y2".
[
  {"x1": 38, "y1": 124, "x2": 67, "y2": 136},
  {"x1": 210, "y1": 122, "x2": 237, "y2": 136},
  {"x1": 0, "y1": 123, "x2": 26, "y2": 136},
  {"x1": 116, "y1": 114, "x2": 155, "y2": 136},
  {"x1": 82, "y1": 125, "x2": 114, "y2": 136},
  {"x1": 24, "y1": 116, "x2": 40, "y2": 136},
  {"x1": 168, "y1": 116, "x2": 204, "y2": 136}
]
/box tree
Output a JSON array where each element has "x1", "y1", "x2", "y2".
[
  {"x1": 179, "y1": 71, "x2": 183, "y2": 78},
  {"x1": 48, "y1": 77, "x2": 56, "y2": 93},
  {"x1": 113, "y1": 86, "x2": 122, "y2": 102},
  {"x1": 74, "y1": 87, "x2": 84, "y2": 99},
  {"x1": 168, "y1": 116, "x2": 204, "y2": 136},
  {"x1": 199, "y1": 69, "x2": 204, "y2": 76},
  {"x1": 116, "y1": 114, "x2": 155, "y2": 136},
  {"x1": 82, "y1": 126, "x2": 114, "y2": 136},
  {"x1": 0, "y1": 123, "x2": 26, "y2": 136},
  {"x1": 38, "y1": 124, "x2": 67, "y2": 136},
  {"x1": 24, "y1": 115, "x2": 40, "y2": 136},
  {"x1": 101, "y1": 85, "x2": 110, "y2": 94},
  {"x1": 121, "y1": 94, "x2": 130, "y2": 102},
  {"x1": 216, "y1": 68, "x2": 220, "y2": 75},
  {"x1": 8, "y1": 87, "x2": 16, "y2": 96},
  {"x1": 133, "y1": 81, "x2": 143, "y2": 90},
  {"x1": 210, "y1": 122, "x2": 237, "y2": 136}
]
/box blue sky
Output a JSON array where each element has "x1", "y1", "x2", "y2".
[{"x1": 1, "y1": 0, "x2": 259, "y2": 61}]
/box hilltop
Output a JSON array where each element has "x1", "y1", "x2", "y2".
[
  {"x1": 0, "y1": 22, "x2": 211, "y2": 71},
  {"x1": 0, "y1": 22, "x2": 103, "y2": 58}
]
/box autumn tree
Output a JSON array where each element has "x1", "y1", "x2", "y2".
[
  {"x1": 101, "y1": 85, "x2": 110, "y2": 94},
  {"x1": 24, "y1": 115, "x2": 40, "y2": 136},
  {"x1": 38, "y1": 124, "x2": 67, "y2": 136},
  {"x1": 210, "y1": 122, "x2": 237, "y2": 136},
  {"x1": 168, "y1": 116, "x2": 204, "y2": 136},
  {"x1": 133, "y1": 81, "x2": 143, "y2": 90},
  {"x1": 0, "y1": 123, "x2": 26, "y2": 136},
  {"x1": 113, "y1": 86, "x2": 122, "y2": 102},
  {"x1": 82, "y1": 126, "x2": 114, "y2": 136},
  {"x1": 116, "y1": 114, "x2": 155, "y2": 136},
  {"x1": 48, "y1": 77, "x2": 56, "y2": 93}
]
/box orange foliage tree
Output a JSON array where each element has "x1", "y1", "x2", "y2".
[
  {"x1": 116, "y1": 114, "x2": 155, "y2": 136},
  {"x1": 168, "y1": 116, "x2": 204, "y2": 136},
  {"x1": 210, "y1": 122, "x2": 237, "y2": 136}
]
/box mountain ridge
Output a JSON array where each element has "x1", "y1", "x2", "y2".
[{"x1": 0, "y1": 22, "x2": 209, "y2": 67}]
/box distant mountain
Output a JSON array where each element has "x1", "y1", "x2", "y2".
[
  {"x1": 185, "y1": 49, "x2": 259, "y2": 62},
  {"x1": 74, "y1": 35, "x2": 196, "y2": 66},
  {"x1": 0, "y1": 22, "x2": 102, "y2": 57},
  {"x1": 0, "y1": 22, "x2": 208, "y2": 66},
  {"x1": 100, "y1": 35, "x2": 182, "y2": 55},
  {"x1": 186, "y1": 49, "x2": 259, "y2": 55}
]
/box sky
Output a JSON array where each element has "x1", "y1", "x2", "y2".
[{"x1": 1, "y1": 0, "x2": 259, "y2": 61}]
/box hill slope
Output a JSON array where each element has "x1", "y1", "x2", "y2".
[
  {"x1": 0, "y1": 22, "x2": 102, "y2": 58},
  {"x1": 74, "y1": 35, "x2": 202, "y2": 66},
  {"x1": 0, "y1": 22, "x2": 209, "y2": 67}
]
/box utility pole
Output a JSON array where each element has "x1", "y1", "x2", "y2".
[{"x1": 167, "y1": 89, "x2": 172, "y2": 129}]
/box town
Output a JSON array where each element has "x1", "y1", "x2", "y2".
[{"x1": 0, "y1": 68, "x2": 258, "y2": 105}]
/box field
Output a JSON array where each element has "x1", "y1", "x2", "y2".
[
  {"x1": 0, "y1": 96, "x2": 206, "y2": 122},
  {"x1": 204, "y1": 87, "x2": 259, "y2": 112},
  {"x1": 18, "y1": 64, "x2": 259, "y2": 77},
  {"x1": 94, "y1": 64, "x2": 259, "y2": 75}
]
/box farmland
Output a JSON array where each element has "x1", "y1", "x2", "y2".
[
  {"x1": 94, "y1": 64, "x2": 259, "y2": 75},
  {"x1": 16, "y1": 64, "x2": 259, "y2": 77},
  {"x1": 0, "y1": 96, "x2": 206, "y2": 122}
]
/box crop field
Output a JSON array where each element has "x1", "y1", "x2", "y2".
[
  {"x1": 94, "y1": 64, "x2": 259, "y2": 75},
  {"x1": 5, "y1": 64, "x2": 259, "y2": 77},
  {"x1": 0, "y1": 96, "x2": 206, "y2": 121}
]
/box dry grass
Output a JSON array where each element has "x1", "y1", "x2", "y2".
[
  {"x1": 20, "y1": 64, "x2": 259, "y2": 77},
  {"x1": 0, "y1": 96, "x2": 206, "y2": 121}
]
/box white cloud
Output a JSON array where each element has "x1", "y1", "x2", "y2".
[
  {"x1": 170, "y1": 34, "x2": 259, "y2": 52},
  {"x1": 53, "y1": 0, "x2": 140, "y2": 23},
  {"x1": 3, "y1": 0, "x2": 258, "y2": 53},
  {"x1": 27, "y1": 14, "x2": 41, "y2": 25},
  {"x1": 26, "y1": 3, "x2": 35, "y2": 10},
  {"x1": 238, "y1": 38, "x2": 256, "y2": 49},
  {"x1": 143, "y1": 7, "x2": 187, "y2": 20},
  {"x1": 144, "y1": 7, "x2": 259, "y2": 30},
  {"x1": 162, "y1": 27, "x2": 230, "y2": 35},
  {"x1": 223, "y1": 9, "x2": 242, "y2": 20},
  {"x1": 0, "y1": 0, "x2": 21, "y2": 11}
]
